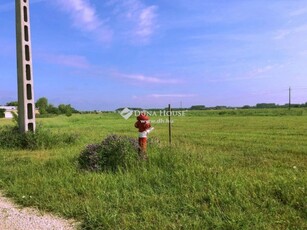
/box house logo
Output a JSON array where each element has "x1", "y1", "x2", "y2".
[
  {"x1": 119, "y1": 107, "x2": 134, "y2": 120},
  {"x1": 119, "y1": 107, "x2": 187, "y2": 122}
]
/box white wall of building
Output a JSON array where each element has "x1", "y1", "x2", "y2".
[{"x1": 0, "y1": 106, "x2": 17, "y2": 119}]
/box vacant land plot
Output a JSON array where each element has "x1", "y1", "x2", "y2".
[{"x1": 0, "y1": 109, "x2": 306, "y2": 229}]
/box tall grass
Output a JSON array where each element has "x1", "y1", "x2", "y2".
[
  {"x1": 0, "y1": 124, "x2": 78, "y2": 149},
  {"x1": 0, "y1": 111, "x2": 306, "y2": 229}
]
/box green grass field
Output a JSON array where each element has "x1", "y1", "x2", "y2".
[{"x1": 0, "y1": 109, "x2": 306, "y2": 229}]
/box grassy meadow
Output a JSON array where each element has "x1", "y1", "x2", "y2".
[{"x1": 0, "y1": 109, "x2": 306, "y2": 229}]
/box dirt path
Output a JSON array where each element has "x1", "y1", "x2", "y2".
[{"x1": 0, "y1": 193, "x2": 78, "y2": 230}]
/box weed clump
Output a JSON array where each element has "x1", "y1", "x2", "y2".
[
  {"x1": 79, "y1": 134, "x2": 139, "y2": 172},
  {"x1": 0, "y1": 125, "x2": 78, "y2": 150}
]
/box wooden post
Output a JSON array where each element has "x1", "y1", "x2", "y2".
[
  {"x1": 288, "y1": 87, "x2": 291, "y2": 110},
  {"x1": 168, "y1": 104, "x2": 172, "y2": 145}
]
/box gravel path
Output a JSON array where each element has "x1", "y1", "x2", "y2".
[{"x1": 0, "y1": 193, "x2": 78, "y2": 230}]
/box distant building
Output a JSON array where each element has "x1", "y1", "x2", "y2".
[
  {"x1": 0, "y1": 106, "x2": 18, "y2": 119},
  {"x1": 0, "y1": 106, "x2": 39, "y2": 119}
]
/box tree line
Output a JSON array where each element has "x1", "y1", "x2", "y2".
[
  {"x1": 189, "y1": 103, "x2": 307, "y2": 110},
  {"x1": 4, "y1": 97, "x2": 79, "y2": 117}
]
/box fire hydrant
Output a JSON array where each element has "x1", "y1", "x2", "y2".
[{"x1": 134, "y1": 113, "x2": 154, "y2": 160}]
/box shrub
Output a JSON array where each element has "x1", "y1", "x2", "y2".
[
  {"x1": 79, "y1": 134, "x2": 139, "y2": 172},
  {"x1": 78, "y1": 144, "x2": 103, "y2": 171},
  {"x1": 0, "y1": 126, "x2": 21, "y2": 148},
  {"x1": 0, "y1": 109, "x2": 5, "y2": 118},
  {"x1": 0, "y1": 124, "x2": 78, "y2": 150}
]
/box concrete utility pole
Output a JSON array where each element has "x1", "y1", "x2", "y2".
[{"x1": 15, "y1": 0, "x2": 36, "y2": 132}]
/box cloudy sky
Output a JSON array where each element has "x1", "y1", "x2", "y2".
[{"x1": 1, "y1": 0, "x2": 307, "y2": 110}]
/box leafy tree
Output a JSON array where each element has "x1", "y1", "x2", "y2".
[
  {"x1": 46, "y1": 104, "x2": 60, "y2": 114},
  {"x1": 58, "y1": 104, "x2": 73, "y2": 116},
  {"x1": 256, "y1": 103, "x2": 276, "y2": 108},
  {"x1": 65, "y1": 110, "x2": 72, "y2": 117},
  {"x1": 215, "y1": 106, "x2": 227, "y2": 110},
  {"x1": 6, "y1": 101, "x2": 18, "y2": 106},
  {"x1": 34, "y1": 97, "x2": 78, "y2": 116},
  {"x1": 35, "y1": 97, "x2": 48, "y2": 114},
  {"x1": 190, "y1": 105, "x2": 206, "y2": 110},
  {"x1": 58, "y1": 104, "x2": 67, "y2": 114}
]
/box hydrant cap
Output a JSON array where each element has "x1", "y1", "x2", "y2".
[{"x1": 137, "y1": 113, "x2": 149, "y2": 120}]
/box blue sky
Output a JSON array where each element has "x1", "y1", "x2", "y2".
[{"x1": 1, "y1": 0, "x2": 307, "y2": 110}]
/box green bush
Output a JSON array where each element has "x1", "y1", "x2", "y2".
[
  {"x1": 0, "y1": 126, "x2": 21, "y2": 148},
  {"x1": 0, "y1": 109, "x2": 5, "y2": 118},
  {"x1": 79, "y1": 134, "x2": 139, "y2": 172},
  {"x1": 0, "y1": 124, "x2": 78, "y2": 150}
]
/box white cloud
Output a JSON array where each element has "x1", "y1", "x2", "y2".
[
  {"x1": 50, "y1": 0, "x2": 158, "y2": 44},
  {"x1": 54, "y1": 0, "x2": 112, "y2": 42},
  {"x1": 135, "y1": 6, "x2": 158, "y2": 38},
  {"x1": 209, "y1": 65, "x2": 276, "y2": 83},
  {"x1": 112, "y1": 71, "x2": 181, "y2": 84},
  {"x1": 289, "y1": 7, "x2": 307, "y2": 17},
  {"x1": 39, "y1": 53, "x2": 91, "y2": 69},
  {"x1": 274, "y1": 30, "x2": 291, "y2": 40},
  {"x1": 132, "y1": 94, "x2": 196, "y2": 101},
  {"x1": 108, "y1": 0, "x2": 158, "y2": 42},
  {"x1": 274, "y1": 24, "x2": 307, "y2": 40},
  {"x1": 149, "y1": 94, "x2": 196, "y2": 98}
]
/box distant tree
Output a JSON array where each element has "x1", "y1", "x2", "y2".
[
  {"x1": 215, "y1": 106, "x2": 227, "y2": 110},
  {"x1": 66, "y1": 110, "x2": 72, "y2": 117},
  {"x1": 190, "y1": 105, "x2": 206, "y2": 110},
  {"x1": 72, "y1": 108, "x2": 79, "y2": 113},
  {"x1": 6, "y1": 101, "x2": 18, "y2": 106},
  {"x1": 58, "y1": 104, "x2": 73, "y2": 116},
  {"x1": 46, "y1": 104, "x2": 60, "y2": 114},
  {"x1": 242, "y1": 105, "x2": 251, "y2": 109},
  {"x1": 291, "y1": 104, "x2": 301, "y2": 108},
  {"x1": 58, "y1": 104, "x2": 67, "y2": 114},
  {"x1": 33, "y1": 97, "x2": 78, "y2": 116},
  {"x1": 256, "y1": 103, "x2": 276, "y2": 108},
  {"x1": 35, "y1": 97, "x2": 49, "y2": 114}
]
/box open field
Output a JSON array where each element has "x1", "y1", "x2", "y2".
[{"x1": 0, "y1": 109, "x2": 306, "y2": 229}]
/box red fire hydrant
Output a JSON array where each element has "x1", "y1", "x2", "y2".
[{"x1": 134, "y1": 113, "x2": 154, "y2": 160}]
